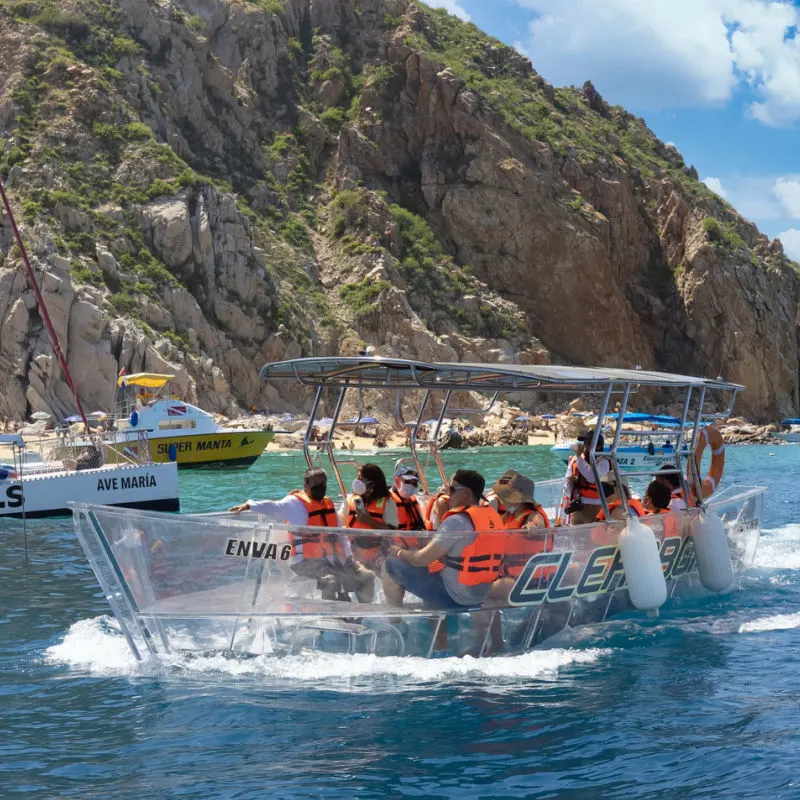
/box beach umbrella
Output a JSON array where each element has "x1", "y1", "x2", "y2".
[
  {"x1": 359, "y1": 416, "x2": 380, "y2": 425},
  {"x1": 64, "y1": 414, "x2": 83, "y2": 423},
  {"x1": 541, "y1": 413, "x2": 556, "y2": 419},
  {"x1": 30, "y1": 411, "x2": 51, "y2": 421},
  {"x1": 317, "y1": 417, "x2": 335, "y2": 426},
  {"x1": 422, "y1": 419, "x2": 440, "y2": 425},
  {"x1": 514, "y1": 415, "x2": 531, "y2": 422}
]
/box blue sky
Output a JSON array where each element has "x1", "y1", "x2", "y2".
[{"x1": 428, "y1": 0, "x2": 800, "y2": 260}]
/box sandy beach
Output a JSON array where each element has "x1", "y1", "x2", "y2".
[{"x1": 264, "y1": 427, "x2": 558, "y2": 452}]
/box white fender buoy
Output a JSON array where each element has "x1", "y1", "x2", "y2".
[
  {"x1": 691, "y1": 510, "x2": 733, "y2": 593},
  {"x1": 619, "y1": 515, "x2": 668, "y2": 612}
]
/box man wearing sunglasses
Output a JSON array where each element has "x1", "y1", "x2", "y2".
[{"x1": 383, "y1": 469, "x2": 505, "y2": 611}]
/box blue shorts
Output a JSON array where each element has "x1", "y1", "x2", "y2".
[{"x1": 384, "y1": 557, "x2": 472, "y2": 610}]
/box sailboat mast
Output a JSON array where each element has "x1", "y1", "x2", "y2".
[{"x1": 0, "y1": 177, "x2": 90, "y2": 432}]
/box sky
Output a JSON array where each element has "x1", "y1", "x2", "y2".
[{"x1": 427, "y1": 0, "x2": 800, "y2": 260}]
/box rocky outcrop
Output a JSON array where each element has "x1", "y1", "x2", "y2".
[{"x1": 0, "y1": 0, "x2": 797, "y2": 425}]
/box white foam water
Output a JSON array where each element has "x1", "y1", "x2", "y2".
[
  {"x1": 44, "y1": 616, "x2": 610, "y2": 686},
  {"x1": 738, "y1": 612, "x2": 800, "y2": 634},
  {"x1": 751, "y1": 524, "x2": 800, "y2": 570}
]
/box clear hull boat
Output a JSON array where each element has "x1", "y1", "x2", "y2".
[{"x1": 70, "y1": 358, "x2": 766, "y2": 660}]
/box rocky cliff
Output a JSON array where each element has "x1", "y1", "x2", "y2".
[{"x1": 0, "y1": 0, "x2": 797, "y2": 422}]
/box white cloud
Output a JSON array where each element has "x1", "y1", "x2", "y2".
[
  {"x1": 513, "y1": 0, "x2": 800, "y2": 124},
  {"x1": 426, "y1": 0, "x2": 471, "y2": 21},
  {"x1": 773, "y1": 178, "x2": 800, "y2": 218},
  {"x1": 778, "y1": 228, "x2": 800, "y2": 260},
  {"x1": 703, "y1": 176, "x2": 728, "y2": 198}
]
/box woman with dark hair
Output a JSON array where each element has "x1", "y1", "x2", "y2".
[{"x1": 341, "y1": 463, "x2": 398, "y2": 572}]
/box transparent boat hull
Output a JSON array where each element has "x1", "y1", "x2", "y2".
[{"x1": 71, "y1": 485, "x2": 764, "y2": 661}]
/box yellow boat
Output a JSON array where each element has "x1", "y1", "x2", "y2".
[{"x1": 112, "y1": 373, "x2": 273, "y2": 469}]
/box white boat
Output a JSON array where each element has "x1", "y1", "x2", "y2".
[
  {"x1": 0, "y1": 183, "x2": 179, "y2": 520},
  {"x1": 110, "y1": 373, "x2": 274, "y2": 469},
  {"x1": 0, "y1": 432, "x2": 178, "y2": 519},
  {"x1": 551, "y1": 412, "x2": 688, "y2": 471},
  {"x1": 776, "y1": 419, "x2": 800, "y2": 443},
  {"x1": 70, "y1": 359, "x2": 764, "y2": 661}
]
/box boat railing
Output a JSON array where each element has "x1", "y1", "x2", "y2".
[
  {"x1": 3, "y1": 429, "x2": 154, "y2": 477},
  {"x1": 72, "y1": 486, "x2": 763, "y2": 633}
]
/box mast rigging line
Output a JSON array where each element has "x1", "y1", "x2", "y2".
[{"x1": 0, "y1": 177, "x2": 90, "y2": 433}]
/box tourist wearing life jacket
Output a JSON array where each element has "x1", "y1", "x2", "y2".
[
  {"x1": 593, "y1": 480, "x2": 647, "y2": 522},
  {"x1": 229, "y1": 467, "x2": 374, "y2": 603},
  {"x1": 389, "y1": 463, "x2": 426, "y2": 546},
  {"x1": 654, "y1": 463, "x2": 691, "y2": 510},
  {"x1": 479, "y1": 470, "x2": 553, "y2": 653},
  {"x1": 341, "y1": 463, "x2": 398, "y2": 571},
  {"x1": 422, "y1": 490, "x2": 450, "y2": 531},
  {"x1": 564, "y1": 428, "x2": 611, "y2": 525},
  {"x1": 643, "y1": 479, "x2": 680, "y2": 539},
  {"x1": 381, "y1": 463, "x2": 432, "y2": 607},
  {"x1": 491, "y1": 470, "x2": 551, "y2": 579},
  {"x1": 383, "y1": 469, "x2": 505, "y2": 614}
]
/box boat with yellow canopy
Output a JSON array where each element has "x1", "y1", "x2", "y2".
[{"x1": 109, "y1": 373, "x2": 273, "y2": 468}]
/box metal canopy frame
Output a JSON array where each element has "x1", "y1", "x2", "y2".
[
  {"x1": 260, "y1": 357, "x2": 744, "y2": 514},
  {"x1": 260, "y1": 357, "x2": 745, "y2": 393}
]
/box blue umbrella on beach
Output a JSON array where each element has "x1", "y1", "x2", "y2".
[
  {"x1": 317, "y1": 417, "x2": 335, "y2": 426},
  {"x1": 541, "y1": 413, "x2": 556, "y2": 419},
  {"x1": 358, "y1": 416, "x2": 380, "y2": 425},
  {"x1": 64, "y1": 414, "x2": 84, "y2": 423}
]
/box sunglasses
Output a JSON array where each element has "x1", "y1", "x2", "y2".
[
  {"x1": 498, "y1": 477, "x2": 512, "y2": 484},
  {"x1": 306, "y1": 482, "x2": 327, "y2": 490},
  {"x1": 448, "y1": 482, "x2": 468, "y2": 493}
]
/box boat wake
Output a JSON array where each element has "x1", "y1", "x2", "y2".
[
  {"x1": 738, "y1": 611, "x2": 800, "y2": 634},
  {"x1": 752, "y1": 524, "x2": 800, "y2": 570},
  {"x1": 44, "y1": 616, "x2": 610, "y2": 686}
]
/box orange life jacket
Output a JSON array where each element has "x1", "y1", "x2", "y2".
[
  {"x1": 594, "y1": 497, "x2": 647, "y2": 521},
  {"x1": 347, "y1": 496, "x2": 387, "y2": 562},
  {"x1": 389, "y1": 489, "x2": 425, "y2": 549},
  {"x1": 501, "y1": 505, "x2": 553, "y2": 578},
  {"x1": 650, "y1": 507, "x2": 680, "y2": 539},
  {"x1": 289, "y1": 490, "x2": 344, "y2": 561},
  {"x1": 422, "y1": 491, "x2": 448, "y2": 530},
  {"x1": 439, "y1": 505, "x2": 505, "y2": 586},
  {"x1": 569, "y1": 455, "x2": 601, "y2": 501}
]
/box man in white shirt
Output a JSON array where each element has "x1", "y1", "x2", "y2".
[{"x1": 229, "y1": 467, "x2": 374, "y2": 603}]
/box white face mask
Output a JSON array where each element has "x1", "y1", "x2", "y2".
[
  {"x1": 397, "y1": 481, "x2": 416, "y2": 499},
  {"x1": 351, "y1": 478, "x2": 367, "y2": 496}
]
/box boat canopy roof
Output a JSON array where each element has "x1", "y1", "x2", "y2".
[
  {"x1": 118, "y1": 373, "x2": 174, "y2": 389},
  {"x1": 259, "y1": 357, "x2": 745, "y2": 393}
]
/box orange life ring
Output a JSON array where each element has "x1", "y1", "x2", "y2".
[{"x1": 692, "y1": 425, "x2": 725, "y2": 499}]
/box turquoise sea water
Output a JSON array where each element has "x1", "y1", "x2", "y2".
[{"x1": 2, "y1": 444, "x2": 799, "y2": 799}]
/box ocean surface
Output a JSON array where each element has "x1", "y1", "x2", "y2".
[{"x1": 2, "y1": 444, "x2": 799, "y2": 800}]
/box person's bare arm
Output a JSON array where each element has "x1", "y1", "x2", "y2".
[{"x1": 392, "y1": 539, "x2": 447, "y2": 567}]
